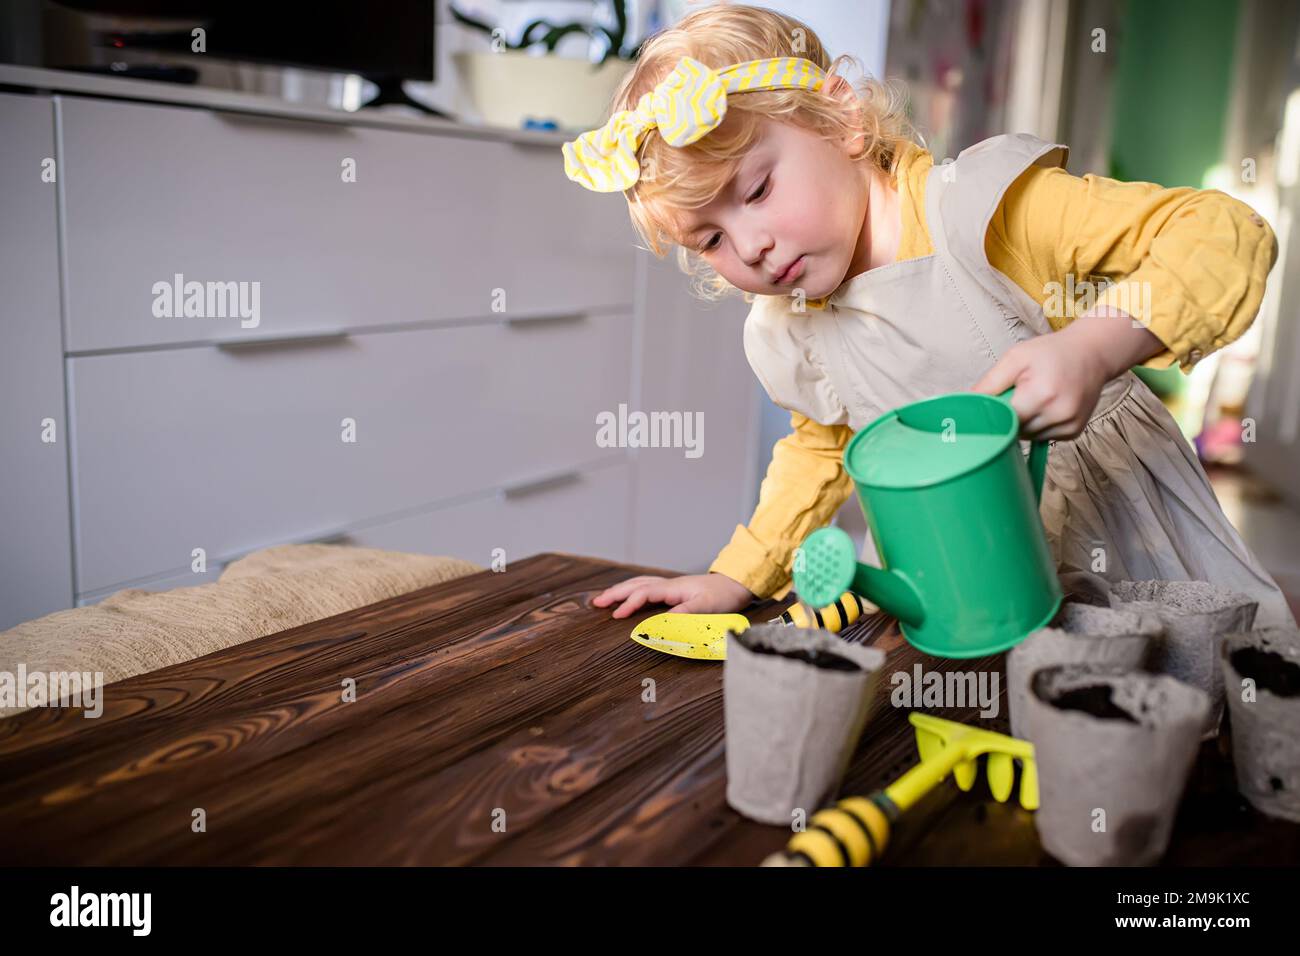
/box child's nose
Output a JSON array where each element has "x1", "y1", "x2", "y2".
[{"x1": 739, "y1": 238, "x2": 774, "y2": 271}]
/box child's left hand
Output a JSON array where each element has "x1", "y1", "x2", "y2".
[{"x1": 972, "y1": 309, "x2": 1167, "y2": 441}]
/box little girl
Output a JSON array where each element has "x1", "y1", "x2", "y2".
[{"x1": 571, "y1": 4, "x2": 1295, "y2": 629}]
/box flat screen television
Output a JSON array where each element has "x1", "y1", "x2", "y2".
[{"x1": 44, "y1": 0, "x2": 438, "y2": 110}]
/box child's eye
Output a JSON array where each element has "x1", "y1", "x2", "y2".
[{"x1": 696, "y1": 177, "x2": 767, "y2": 253}]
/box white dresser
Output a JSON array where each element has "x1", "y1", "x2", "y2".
[{"x1": 0, "y1": 72, "x2": 760, "y2": 629}]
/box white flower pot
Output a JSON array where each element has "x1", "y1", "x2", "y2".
[{"x1": 452, "y1": 50, "x2": 633, "y2": 131}]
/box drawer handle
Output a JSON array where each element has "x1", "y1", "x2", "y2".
[
  {"x1": 216, "y1": 111, "x2": 354, "y2": 135},
  {"x1": 501, "y1": 469, "x2": 581, "y2": 500},
  {"x1": 503, "y1": 312, "x2": 587, "y2": 328},
  {"x1": 216, "y1": 329, "x2": 351, "y2": 351}
]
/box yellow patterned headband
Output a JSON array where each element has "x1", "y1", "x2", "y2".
[{"x1": 562, "y1": 55, "x2": 827, "y2": 193}]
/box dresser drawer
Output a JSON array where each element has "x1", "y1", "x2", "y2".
[
  {"x1": 75, "y1": 460, "x2": 632, "y2": 605},
  {"x1": 345, "y1": 460, "x2": 632, "y2": 566},
  {"x1": 69, "y1": 313, "x2": 631, "y2": 593},
  {"x1": 59, "y1": 97, "x2": 635, "y2": 352}
]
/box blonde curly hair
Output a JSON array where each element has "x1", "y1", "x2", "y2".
[{"x1": 610, "y1": 3, "x2": 920, "y2": 303}]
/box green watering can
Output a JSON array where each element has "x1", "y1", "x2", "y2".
[{"x1": 793, "y1": 389, "x2": 1062, "y2": 659}]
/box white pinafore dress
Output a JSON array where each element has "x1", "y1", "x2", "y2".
[{"x1": 744, "y1": 132, "x2": 1295, "y2": 628}]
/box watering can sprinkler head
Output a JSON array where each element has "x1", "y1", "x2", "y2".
[{"x1": 793, "y1": 526, "x2": 926, "y2": 628}]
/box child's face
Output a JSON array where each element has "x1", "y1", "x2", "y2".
[{"x1": 676, "y1": 114, "x2": 870, "y2": 299}]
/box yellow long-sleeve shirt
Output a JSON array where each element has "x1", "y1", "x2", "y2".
[{"x1": 709, "y1": 141, "x2": 1278, "y2": 601}]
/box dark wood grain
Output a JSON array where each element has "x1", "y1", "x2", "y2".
[{"x1": 0, "y1": 551, "x2": 1295, "y2": 865}]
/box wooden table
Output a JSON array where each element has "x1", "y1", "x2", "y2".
[{"x1": 1, "y1": 552, "x2": 1295, "y2": 865}]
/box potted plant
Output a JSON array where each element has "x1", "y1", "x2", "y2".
[{"x1": 451, "y1": 0, "x2": 644, "y2": 131}]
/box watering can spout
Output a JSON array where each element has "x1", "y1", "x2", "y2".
[
  {"x1": 793, "y1": 527, "x2": 926, "y2": 629},
  {"x1": 852, "y1": 562, "x2": 925, "y2": 628}
]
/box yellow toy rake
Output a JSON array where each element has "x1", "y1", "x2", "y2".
[{"x1": 762, "y1": 713, "x2": 1038, "y2": 867}]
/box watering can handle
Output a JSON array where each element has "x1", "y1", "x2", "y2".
[{"x1": 997, "y1": 388, "x2": 1048, "y2": 502}]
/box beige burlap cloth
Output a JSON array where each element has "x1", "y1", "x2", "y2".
[{"x1": 0, "y1": 544, "x2": 483, "y2": 719}]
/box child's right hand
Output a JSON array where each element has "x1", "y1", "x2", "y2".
[{"x1": 592, "y1": 572, "x2": 756, "y2": 619}]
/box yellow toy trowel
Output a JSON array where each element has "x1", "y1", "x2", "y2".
[
  {"x1": 630, "y1": 613, "x2": 746, "y2": 662},
  {"x1": 762, "y1": 713, "x2": 1038, "y2": 867},
  {"x1": 630, "y1": 592, "x2": 871, "y2": 662}
]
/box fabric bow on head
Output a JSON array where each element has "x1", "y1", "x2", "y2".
[{"x1": 562, "y1": 55, "x2": 827, "y2": 193}]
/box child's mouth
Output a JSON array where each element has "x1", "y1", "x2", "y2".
[{"x1": 774, "y1": 255, "x2": 806, "y2": 285}]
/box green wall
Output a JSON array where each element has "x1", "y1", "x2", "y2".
[
  {"x1": 1108, "y1": 0, "x2": 1239, "y2": 397},
  {"x1": 1109, "y1": 0, "x2": 1239, "y2": 187}
]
